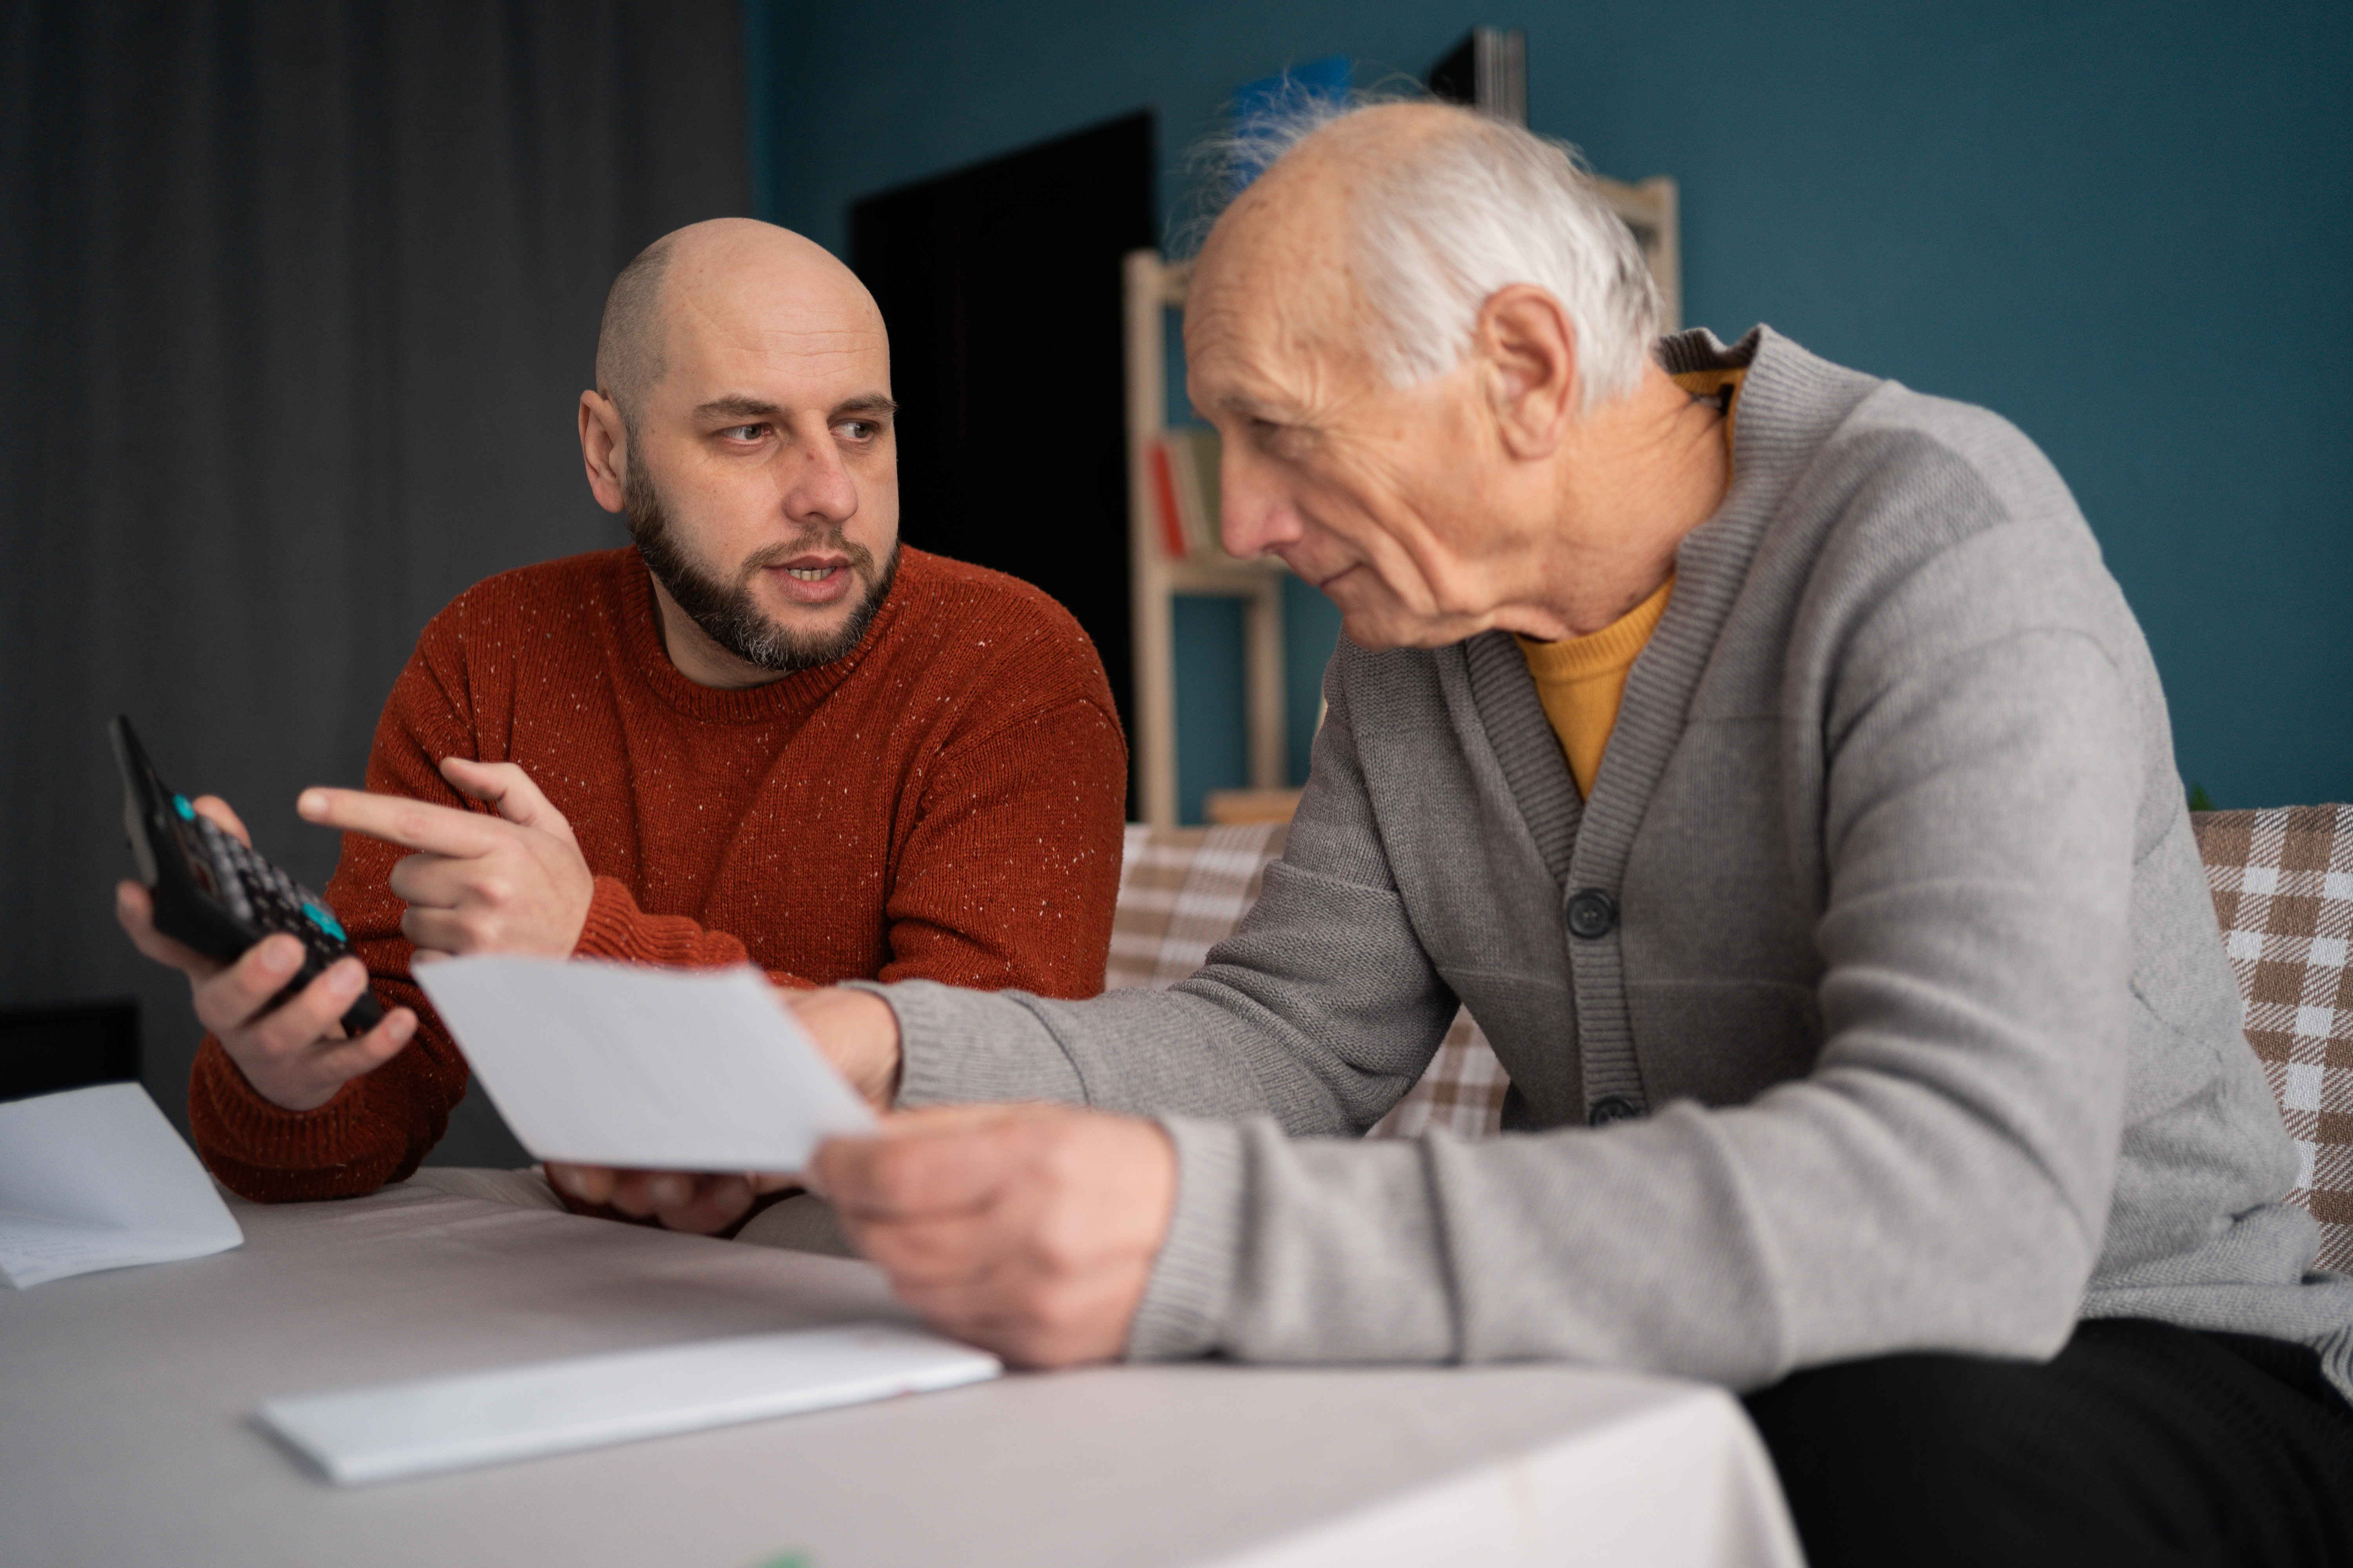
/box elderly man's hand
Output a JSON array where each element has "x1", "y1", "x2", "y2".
[
  {"x1": 298, "y1": 758, "x2": 595, "y2": 960},
  {"x1": 810, "y1": 1104, "x2": 1177, "y2": 1368}
]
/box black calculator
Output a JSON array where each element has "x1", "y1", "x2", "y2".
[{"x1": 110, "y1": 715, "x2": 385, "y2": 1035}]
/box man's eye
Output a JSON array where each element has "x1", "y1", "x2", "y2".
[
  {"x1": 839, "y1": 420, "x2": 878, "y2": 441},
  {"x1": 721, "y1": 424, "x2": 766, "y2": 441}
]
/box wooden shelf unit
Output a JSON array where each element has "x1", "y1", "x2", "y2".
[{"x1": 1124, "y1": 248, "x2": 1287, "y2": 828}]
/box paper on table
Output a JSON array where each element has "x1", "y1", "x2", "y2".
[
  {"x1": 415, "y1": 958, "x2": 875, "y2": 1171},
  {"x1": 0, "y1": 1082, "x2": 244, "y2": 1288},
  {"x1": 258, "y1": 1324, "x2": 1002, "y2": 1485}
]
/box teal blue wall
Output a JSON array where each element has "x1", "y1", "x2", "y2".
[
  {"x1": 751, "y1": 0, "x2": 2352, "y2": 813},
  {"x1": 1172, "y1": 595, "x2": 1249, "y2": 823}
]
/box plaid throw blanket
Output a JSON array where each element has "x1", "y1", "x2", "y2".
[
  {"x1": 2194, "y1": 807, "x2": 2353, "y2": 1271},
  {"x1": 1107, "y1": 824, "x2": 1508, "y2": 1141},
  {"x1": 1111, "y1": 813, "x2": 2353, "y2": 1269}
]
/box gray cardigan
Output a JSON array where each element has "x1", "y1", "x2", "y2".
[{"x1": 869, "y1": 327, "x2": 2353, "y2": 1398}]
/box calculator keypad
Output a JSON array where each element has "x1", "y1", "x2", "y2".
[{"x1": 188, "y1": 812, "x2": 356, "y2": 970}]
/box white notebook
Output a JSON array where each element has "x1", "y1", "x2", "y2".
[{"x1": 258, "y1": 1324, "x2": 1002, "y2": 1484}]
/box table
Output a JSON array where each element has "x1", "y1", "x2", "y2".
[{"x1": 0, "y1": 1184, "x2": 1804, "y2": 1568}]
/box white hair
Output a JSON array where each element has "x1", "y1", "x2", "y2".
[{"x1": 1191, "y1": 91, "x2": 1661, "y2": 411}]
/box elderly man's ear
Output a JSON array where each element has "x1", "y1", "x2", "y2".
[{"x1": 1475, "y1": 284, "x2": 1580, "y2": 460}]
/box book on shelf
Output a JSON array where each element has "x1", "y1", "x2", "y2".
[{"x1": 1147, "y1": 426, "x2": 1222, "y2": 560}]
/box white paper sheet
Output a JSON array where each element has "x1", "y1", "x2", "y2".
[
  {"x1": 258, "y1": 1324, "x2": 1002, "y2": 1484},
  {"x1": 415, "y1": 958, "x2": 875, "y2": 1171},
  {"x1": 0, "y1": 1082, "x2": 244, "y2": 1288}
]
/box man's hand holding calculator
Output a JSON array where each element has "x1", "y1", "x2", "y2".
[
  {"x1": 117, "y1": 755, "x2": 596, "y2": 1113},
  {"x1": 116, "y1": 793, "x2": 418, "y2": 1112}
]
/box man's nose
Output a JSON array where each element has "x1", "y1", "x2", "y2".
[
  {"x1": 1217, "y1": 455, "x2": 1301, "y2": 561},
  {"x1": 778, "y1": 433, "x2": 860, "y2": 526}
]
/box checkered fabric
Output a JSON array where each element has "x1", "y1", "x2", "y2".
[
  {"x1": 1108, "y1": 824, "x2": 1292, "y2": 991},
  {"x1": 2194, "y1": 806, "x2": 2353, "y2": 1272},
  {"x1": 1366, "y1": 1013, "x2": 1511, "y2": 1140},
  {"x1": 1110, "y1": 826, "x2": 1509, "y2": 1141}
]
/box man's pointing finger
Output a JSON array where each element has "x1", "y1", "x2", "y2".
[
  {"x1": 439, "y1": 757, "x2": 562, "y2": 832},
  {"x1": 298, "y1": 787, "x2": 510, "y2": 858}
]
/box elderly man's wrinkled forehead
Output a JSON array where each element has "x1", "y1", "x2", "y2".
[
  {"x1": 1188, "y1": 106, "x2": 1449, "y2": 377},
  {"x1": 1188, "y1": 180, "x2": 1370, "y2": 392}
]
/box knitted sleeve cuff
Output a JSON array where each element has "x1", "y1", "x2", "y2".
[
  {"x1": 188, "y1": 1038, "x2": 388, "y2": 1196},
  {"x1": 191, "y1": 1039, "x2": 354, "y2": 1150},
  {"x1": 573, "y1": 875, "x2": 656, "y2": 960},
  {"x1": 1124, "y1": 1115, "x2": 1248, "y2": 1361},
  {"x1": 572, "y1": 875, "x2": 751, "y2": 970},
  {"x1": 845, "y1": 979, "x2": 1087, "y2": 1109}
]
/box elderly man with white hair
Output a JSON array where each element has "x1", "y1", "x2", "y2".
[{"x1": 559, "y1": 102, "x2": 2353, "y2": 1562}]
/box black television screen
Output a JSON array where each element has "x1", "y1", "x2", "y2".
[{"x1": 851, "y1": 111, "x2": 1156, "y2": 813}]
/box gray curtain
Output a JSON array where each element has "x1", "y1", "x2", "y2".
[{"x1": 1, "y1": 0, "x2": 746, "y2": 1158}]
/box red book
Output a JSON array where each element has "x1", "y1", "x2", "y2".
[{"x1": 1148, "y1": 438, "x2": 1189, "y2": 560}]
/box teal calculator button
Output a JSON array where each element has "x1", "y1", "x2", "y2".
[
  {"x1": 173, "y1": 795, "x2": 195, "y2": 820},
  {"x1": 302, "y1": 901, "x2": 347, "y2": 941}
]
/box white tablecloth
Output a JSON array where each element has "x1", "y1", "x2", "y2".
[{"x1": 0, "y1": 1182, "x2": 1803, "y2": 1568}]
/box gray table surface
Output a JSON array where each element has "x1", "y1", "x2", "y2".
[{"x1": 0, "y1": 1184, "x2": 1802, "y2": 1568}]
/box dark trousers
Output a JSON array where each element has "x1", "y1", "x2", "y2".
[{"x1": 1744, "y1": 1319, "x2": 2353, "y2": 1567}]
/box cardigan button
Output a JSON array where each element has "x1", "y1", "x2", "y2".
[
  {"x1": 1589, "y1": 1096, "x2": 1641, "y2": 1127},
  {"x1": 1566, "y1": 888, "x2": 1618, "y2": 940}
]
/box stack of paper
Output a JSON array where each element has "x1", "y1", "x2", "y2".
[{"x1": 0, "y1": 1082, "x2": 244, "y2": 1288}]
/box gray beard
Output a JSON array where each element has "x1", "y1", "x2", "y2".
[{"x1": 624, "y1": 458, "x2": 898, "y2": 675}]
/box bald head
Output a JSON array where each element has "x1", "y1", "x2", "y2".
[
  {"x1": 594, "y1": 233, "x2": 679, "y2": 420},
  {"x1": 595, "y1": 218, "x2": 884, "y2": 427}
]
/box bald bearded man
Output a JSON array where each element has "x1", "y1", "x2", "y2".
[{"x1": 115, "y1": 219, "x2": 1127, "y2": 1214}]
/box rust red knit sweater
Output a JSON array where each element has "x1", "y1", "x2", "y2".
[{"x1": 189, "y1": 546, "x2": 1128, "y2": 1200}]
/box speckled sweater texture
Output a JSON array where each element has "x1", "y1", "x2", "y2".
[{"x1": 191, "y1": 545, "x2": 1128, "y2": 1200}]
